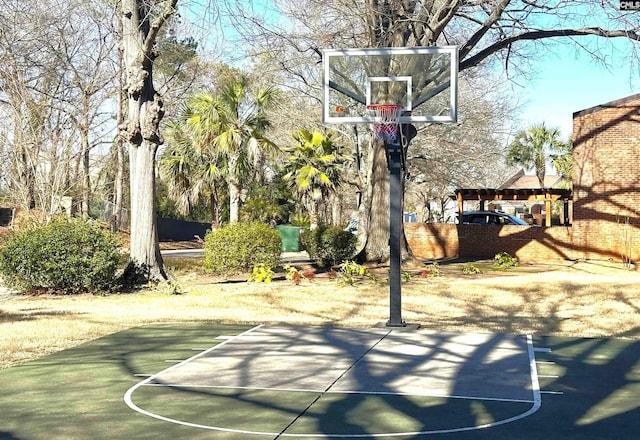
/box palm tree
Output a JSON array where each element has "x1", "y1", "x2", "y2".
[
  {"x1": 162, "y1": 74, "x2": 277, "y2": 224},
  {"x1": 282, "y1": 129, "x2": 346, "y2": 229},
  {"x1": 551, "y1": 141, "x2": 573, "y2": 189},
  {"x1": 507, "y1": 124, "x2": 566, "y2": 188},
  {"x1": 159, "y1": 119, "x2": 225, "y2": 224},
  {"x1": 185, "y1": 75, "x2": 277, "y2": 223}
]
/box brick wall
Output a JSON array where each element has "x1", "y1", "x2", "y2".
[
  {"x1": 406, "y1": 94, "x2": 640, "y2": 263},
  {"x1": 572, "y1": 94, "x2": 640, "y2": 262},
  {"x1": 405, "y1": 223, "x2": 577, "y2": 263}
]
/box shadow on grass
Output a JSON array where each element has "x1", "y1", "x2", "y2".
[{"x1": 0, "y1": 308, "x2": 81, "y2": 323}]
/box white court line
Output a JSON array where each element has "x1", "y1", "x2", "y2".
[
  {"x1": 125, "y1": 328, "x2": 543, "y2": 438},
  {"x1": 124, "y1": 325, "x2": 271, "y2": 431}
]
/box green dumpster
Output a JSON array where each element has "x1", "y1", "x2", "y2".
[{"x1": 275, "y1": 225, "x2": 302, "y2": 252}]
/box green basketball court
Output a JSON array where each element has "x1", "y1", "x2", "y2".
[{"x1": 0, "y1": 323, "x2": 638, "y2": 439}]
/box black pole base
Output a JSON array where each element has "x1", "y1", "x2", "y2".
[{"x1": 386, "y1": 319, "x2": 407, "y2": 328}]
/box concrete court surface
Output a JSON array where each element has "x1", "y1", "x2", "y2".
[{"x1": 126, "y1": 325, "x2": 540, "y2": 438}]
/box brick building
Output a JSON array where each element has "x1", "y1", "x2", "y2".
[{"x1": 405, "y1": 93, "x2": 640, "y2": 263}]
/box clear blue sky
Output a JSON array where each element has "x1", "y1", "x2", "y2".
[{"x1": 514, "y1": 44, "x2": 639, "y2": 140}]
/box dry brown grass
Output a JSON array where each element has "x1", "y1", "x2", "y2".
[{"x1": 1, "y1": 258, "x2": 639, "y2": 370}]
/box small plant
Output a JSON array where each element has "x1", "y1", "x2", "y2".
[
  {"x1": 284, "y1": 265, "x2": 305, "y2": 285},
  {"x1": 337, "y1": 260, "x2": 367, "y2": 286},
  {"x1": 249, "y1": 264, "x2": 275, "y2": 283},
  {"x1": 154, "y1": 279, "x2": 186, "y2": 295},
  {"x1": 401, "y1": 271, "x2": 412, "y2": 282},
  {"x1": 420, "y1": 262, "x2": 441, "y2": 278},
  {"x1": 290, "y1": 213, "x2": 311, "y2": 228},
  {"x1": 462, "y1": 263, "x2": 483, "y2": 275},
  {"x1": 366, "y1": 271, "x2": 381, "y2": 284},
  {"x1": 494, "y1": 252, "x2": 518, "y2": 269}
]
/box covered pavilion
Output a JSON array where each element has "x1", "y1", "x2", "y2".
[{"x1": 452, "y1": 188, "x2": 573, "y2": 227}]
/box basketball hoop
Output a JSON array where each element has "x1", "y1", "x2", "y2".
[{"x1": 367, "y1": 104, "x2": 404, "y2": 144}]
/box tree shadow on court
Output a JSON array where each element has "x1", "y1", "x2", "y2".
[
  {"x1": 526, "y1": 336, "x2": 640, "y2": 440},
  {"x1": 308, "y1": 329, "x2": 537, "y2": 439},
  {"x1": 121, "y1": 325, "x2": 530, "y2": 438},
  {"x1": 119, "y1": 324, "x2": 638, "y2": 439},
  {"x1": 317, "y1": 330, "x2": 640, "y2": 439}
]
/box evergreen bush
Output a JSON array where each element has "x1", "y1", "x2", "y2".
[
  {"x1": 203, "y1": 222, "x2": 281, "y2": 275},
  {"x1": 302, "y1": 225, "x2": 356, "y2": 267},
  {"x1": 0, "y1": 217, "x2": 122, "y2": 293}
]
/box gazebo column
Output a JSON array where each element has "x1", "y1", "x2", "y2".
[{"x1": 544, "y1": 191, "x2": 552, "y2": 227}]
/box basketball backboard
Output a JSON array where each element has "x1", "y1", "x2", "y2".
[{"x1": 322, "y1": 46, "x2": 458, "y2": 124}]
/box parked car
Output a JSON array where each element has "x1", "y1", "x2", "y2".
[{"x1": 460, "y1": 210, "x2": 529, "y2": 226}]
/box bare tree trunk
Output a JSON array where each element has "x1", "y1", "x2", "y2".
[
  {"x1": 228, "y1": 178, "x2": 242, "y2": 223},
  {"x1": 308, "y1": 201, "x2": 320, "y2": 230},
  {"x1": 209, "y1": 191, "x2": 220, "y2": 226},
  {"x1": 128, "y1": 142, "x2": 165, "y2": 280},
  {"x1": 113, "y1": 20, "x2": 126, "y2": 232},
  {"x1": 80, "y1": 122, "x2": 91, "y2": 217},
  {"x1": 113, "y1": 123, "x2": 126, "y2": 231},
  {"x1": 331, "y1": 193, "x2": 342, "y2": 226},
  {"x1": 228, "y1": 152, "x2": 241, "y2": 223},
  {"x1": 120, "y1": 0, "x2": 175, "y2": 283},
  {"x1": 362, "y1": 140, "x2": 390, "y2": 261}
]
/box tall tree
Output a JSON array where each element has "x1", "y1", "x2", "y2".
[
  {"x1": 507, "y1": 124, "x2": 566, "y2": 188},
  {"x1": 60, "y1": 4, "x2": 118, "y2": 217},
  {"x1": 0, "y1": 0, "x2": 114, "y2": 220},
  {"x1": 225, "y1": 0, "x2": 640, "y2": 261},
  {"x1": 120, "y1": 0, "x2": 178, "y2": 282}
]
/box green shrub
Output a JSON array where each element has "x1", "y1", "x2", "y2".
[
  {"x1": 0, "y1": 217, "x2": 122, "y2": 293},
  {"x1": 204, "y1": 222, "x2": 281, "y2": 275},
  {"x1": 302, "y1": 225, "x2": 356, "y2": 267},
  {"x1": 494, "y1": 252, "x2": 518, "y2": 269}
]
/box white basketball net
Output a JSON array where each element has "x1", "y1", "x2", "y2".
[{"x1": 367, "y1": 104, "x2": 404, "y2": 143}]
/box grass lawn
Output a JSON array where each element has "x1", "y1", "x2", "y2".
[{"x1": 1, "y1": 257, "x2": 639, "y2": 370}]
